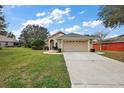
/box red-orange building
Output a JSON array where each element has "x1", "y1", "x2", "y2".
[{"x1": 93, "y1": 35, "x2": 124, "y2": 51}]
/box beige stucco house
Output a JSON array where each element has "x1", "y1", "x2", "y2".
[
  {"x1": 0, "y1": 35, "x2": 18, "y2": 47},
  {"x1": 48, "y1": 32, "x2": 94, "y2": 52}
]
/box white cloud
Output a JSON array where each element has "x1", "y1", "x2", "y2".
[
  {"x1": 50, "y1": 28, "x2": 64, "y2": 35},
  {"x1": 110, "y1": 35, "x2": 118, "y2": 38},
  {"x1": 50, "y1": 8, "x2": 71, "y2": 20},
  {"x1": 65, "y1": 25, "x2": 81, "y2": 33},
  {"x1": 106, "y1": 34, "x2": 118, "y2": 39},
  {"x1": 12, "y1": 16, "x2": 53, "y2": 39},
  {"x1": 74, "y1": 31, "x2": 84, "y2": 35},
  {"x1": 108, "y1": 28, "x2": 113, "y2": 31},
  {"x1": 11, "y1": 25, "x2": 25, "y2": 40},
  {"x1": 82, "y1": 20, "x2": 102, "y2": 28},
  {"x1": 12, "y1": 30, "x2": 21, "y2": 40},
  {"x1": 23, "y1": 17, "x2": 53, "y2": 27},
  {"x1": 68, "y1": 16, "x2": 75, "y2": 20},
  {"x1": 10, "y1": 5, "x2": 22, "y2": 8},
  {"x1": 11, "y1": 5, "x2": 16, "y2": 8},
  {"x1": 58, "y1": 20, "x2": 65, "y2": 24},
  {"x1": 36, "y1": 12, "x2": 46, "y2": 17},
  {"x1": 21, "y1": 8, "x2": 72, "y2": 29},
  {"x1": 13, "y1": 8, "x2": 73, "y2": 38},
  {"x1": 73, "y1": 29, "x2": 88, "y2": 35},
  {"x1": 80, "y1": 11, "x2": 85, "y2": 14},
  {"x1": 83, "y1": 29, "x2": 88, "y2": 32},
  {"x1": 50, "y1": 30, "x2": 59, "y2": 35}
]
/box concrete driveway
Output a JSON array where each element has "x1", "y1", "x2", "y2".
[{"x1": 63, "y1": 52, "x2": 124, "y2": 88}]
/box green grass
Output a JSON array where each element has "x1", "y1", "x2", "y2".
[
  {"x1": 0, "y1": 48, "x2": 71, "y2": 88},
  {"x1": 99, "y1": 51, "x2": 124, "y2": 62}
]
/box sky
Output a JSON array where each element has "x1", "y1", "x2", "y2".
[{"x1": 3, "y1": 5, "x2": 124, "y2": 39}]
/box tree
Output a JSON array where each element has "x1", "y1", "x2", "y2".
[
  {"x1": 19, "y1": 24, "x2": 49, "y2": 48},
  {"x1": 0, "y1": 5, "x2": 7, "y2": 33},
  {"x1": 0, "y1": 6, "x2": 16, "y2": 39},
  {"x1": 95, "y1": 31, "x2": 109, "y2": 51},
  {"x1": 98, "y1": 5, "x2": 124, "y2": 28},
  {"x1": 32, "y1": 39, "x2": 45, "y2": 50},
  {"x1": 7, "y1": 32, "x2": 16, "y2": 39}
]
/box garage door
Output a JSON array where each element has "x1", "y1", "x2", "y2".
[{"x1": 63, "y1": 41, "x2": 88, "y2": 52}]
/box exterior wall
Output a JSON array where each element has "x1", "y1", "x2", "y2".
[
  {"x1": 60, "y1": 40, "x2": 64, "y2": 51},
  {"x1": 8, "y1": 42, "x2": 14, "y2": 46},
  {"x1": 0, "y1": 41, "x2": 14, "y2": 47},
  {"x1": 57, "y1": 39, "x2": 62, "y2": 49},
  {"x1": 93, "y1": 42, "x2": 124, "y2": 51},
  {"x1": 0, "y1": 42, "x2": 6, "y2": 47}
]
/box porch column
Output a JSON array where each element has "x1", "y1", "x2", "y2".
[
  {"x1": 88, "y1": 39, "x2": 93, "y2": 52},
  {"x1": 48, "y1": 39, "x2": 50, "y2": 50},
  {"x1": 88, "y1": 40, "x2": 91, "y2": 52}
]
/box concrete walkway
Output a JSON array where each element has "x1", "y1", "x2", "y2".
[{"x1": 63, "y1": 52, "x2": 124, "y2": 88}]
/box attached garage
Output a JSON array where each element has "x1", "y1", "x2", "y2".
[
  {"x1": 63, "y1": 40, "x2": 88, "y2": 52},
  {"x1": 48, "y1": 32, "x2": 94, "y2": 52}
]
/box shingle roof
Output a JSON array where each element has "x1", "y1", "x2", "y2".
[
  {"x1": 57, "y1": 33, "x2": 95, "y2": 40},
  {"x1": 62, "y1": 33, "x2": 84, "y2": 37},
  {"x1": 103, "y1": 35, "x2": 124, "y2": 43},
  {"x1": 0, "y1": 35, "x2": 18, "y2": 42}
]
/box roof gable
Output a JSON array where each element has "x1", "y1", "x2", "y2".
[{"x1": 48, "y1": 31, "x2": 65, "y2": 38}]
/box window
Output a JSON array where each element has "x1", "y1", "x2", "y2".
[{"x1": 5, "y1": 42, "x2": 8, "y2": 46}]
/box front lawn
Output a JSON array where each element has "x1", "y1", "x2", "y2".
[
  {"x1": 100, "y1": 51, "x2": 124, "y2": 62},
  {"x1": 0, "y1": 48, "x2": 71, "y2": 88}
]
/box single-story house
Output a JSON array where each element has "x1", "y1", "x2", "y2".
[
  {"x1": 0, "y1": 35, "x2": 18, "y2": 47},
  {"x1": 93, "y1": 35, "x2": 124, "y2": 51},
  {"x1": 47, "y1": 31, "x2": 94, "y2": 52}
]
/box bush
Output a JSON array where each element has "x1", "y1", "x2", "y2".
[
  {"x1": 0, "y1": 47, "x2": 2, "y2": 50},
  {"x1": 32, "y1": 39, "x2": 45, "y2": 50},
  {"x1": 58, "y1": 48, "x2": 61, "y2": 53},
  {"x1": 90, "y1": 48, "x2": 95, "y2": 52},
  {"x1": 32, "y1": 45, "x2": 42, "y2": 50},
  {"x1": 43, "y1": 46, "x2": 49, "y2": 50},
  {"x1": 25, "y1": 42, "x2": 32, "y2": 48}
]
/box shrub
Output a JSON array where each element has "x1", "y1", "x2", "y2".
[
  {"x1": 43, "y1": 46, "x2": 49, "y2": 50},
  {"x1": 90, "y1": 48, "x2": 95, "y2": 52},
  {"x1": 32, "y1": 45, "x2": 42, "y2": 50},
  {"x1": 25, "y1": 41, "x2": 32, "y2": 48},
  {"x1": 58, "y1": 48, "x2": 61, "y2": 53},
  {"x1": 32, "y1": 39, "x2": 45, "y2": 50},
  {"x1": 0, "y1": 47, "x2": 2, "y2": 50}
]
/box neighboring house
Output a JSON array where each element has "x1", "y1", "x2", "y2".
[
  {"x1": 47, "y1": 31, "x2": 94, "y2": 52},
  {"x1": 0, "y1": 35, "x2": 18, "y2": 47},
  {"x1": 93, "y1": 35, "x2": 124, "y2": 51}
]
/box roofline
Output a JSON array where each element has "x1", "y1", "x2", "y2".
[
  {"x1": 0, "y1": 40, "x2": 18, "y2": 42},
  {"x1": 103, "y1": 41, "x2": 124, "y2": 43},
  {"x1": 48, "y1": 31, "x2": 65, "y2": 38},
  {"x1": 93, "y1": 41, "x2": 124, "y2": 44},
  {"x1": 57, "y1": 37, "x2": 94, "y2": 40}
]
